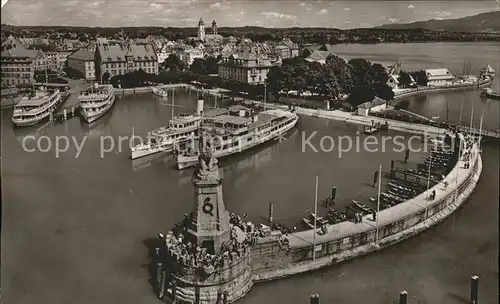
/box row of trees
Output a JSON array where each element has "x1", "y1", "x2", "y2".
[
  {"x1": 159, "y1": 54, "x2": 220, "y2": 75},
  {"x1": 266, "y1": 56, "x2": 395, "y2": 107}
]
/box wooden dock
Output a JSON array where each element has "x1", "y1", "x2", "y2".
[
  {"x1": 363, "y1": 121, "x2": 389, "y2": 134},
  {"x1": 51, "y1": 92, "x2": 80, "y2": 122}
]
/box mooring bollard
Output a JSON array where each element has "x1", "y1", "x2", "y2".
[
  {"x1": 310, "y1": 293, "x2": 320, "y2": 304},
  {"x1": 269, "y1": 202, "x2": 274, "y2": 223},
  {"x1": 158, "y1": 270, "x2": 166, "y2": 299},
  {"x1": 471, "y1": 275, "x2": 479, "y2": 304},
  {"x1": 399, "y1": 290, "x2": 408, "y2": 304},
  {"x1": 156, "y1": 262, "x2": 162, "y2": 288}
]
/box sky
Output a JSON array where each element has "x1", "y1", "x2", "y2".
[{"x1": 1, "y1": 0, "x2": 499, "y2": 29}]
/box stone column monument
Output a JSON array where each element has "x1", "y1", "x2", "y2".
[{"x1": 186, "y1": 132, "x2": 230, "y2": 254}]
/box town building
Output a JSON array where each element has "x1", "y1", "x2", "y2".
[
  {"x1": 184, "y1": 47, "x2": 204, "y2": 66},
  {"x1": 217, "y1": 49, "x2": 274, "y2": 85},
  {"x1": 67, "y1": 44, "x2": 96, "y2": 80},
  {"x1": 305, "y1": 50, "x2": 347, "y2": 65},
  {"x1": 425, "y1": 68, "x2": 454, "y2": 86},
  {"x1": 189, "y1": 18, "x2": 224, "y2": 44},
  {"x1": 357, "y1": 97, "x2": 387, "y2": 116},
  {"x1": 95, "y1": 42, "x2": 158, "y2": 81},
  {"x1": 45, "y1": 51, "x2": 71, "y2": 71},
  {"x1": 0, "y1": 38, "x2": 44, "y2": 86},
  {"x1": 276, "y1": 38, "x2": 299, "y2": 59}
]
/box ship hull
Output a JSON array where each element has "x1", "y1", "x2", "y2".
[
  {"x1": 80, "y1": 94, "x2": 115, "y2": 124},
  {"x1": 175, "y1": 115, "x2": 298, "y2": 170},
  {"x1": 131, "y1": 144, "x2": 173, "y2": 160},
  {"x1": 12, "y1": 94, "x2": 63, "y2": 128}
]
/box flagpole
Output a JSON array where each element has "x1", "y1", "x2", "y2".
[
  {"x1": 264, "y1": 82, "x2": 267, "y2": 111},
  {"x1": 478, "y1": 104, "x2": 484, "y2": 150},
  {"x1": 375, "y1": 164, "x2": 382, "y2": 244},
  {"x1": 312, "y1": 176, "x2": 318, "y2": 262},
  {"x1": 171, "y1": 86, "x2": 175, "y2": 119},
  {"x1": 469, "y1": 96, "x2": 475, "y2": 133},
  {"x1": 459, "y1": 96, "x2": 464, "y2": 126},
  {"x1": 425, "y1": 148, "x2": 432, "y2": 220},
  {"x1": 453, "y1": 134, "x2": 463, "y2": 203}
]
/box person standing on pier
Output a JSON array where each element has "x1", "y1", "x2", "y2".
[{"x1": 404, "y1": 148, "x2": 410, "y2": 164}]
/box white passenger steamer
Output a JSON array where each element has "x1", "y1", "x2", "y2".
[
  {"x1": 12, "y1": 87, "x2": 62, "y2": 127},
  {"x1": 174, "y1": 105, "x2": 298, "y2": 170},
  {"x1": 79, "y1": 83, "x2": 115, "y2": 124}
]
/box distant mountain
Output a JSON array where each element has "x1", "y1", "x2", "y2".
[{"x1": 375, "y1": 11, "x2": 500, "y2": 33}]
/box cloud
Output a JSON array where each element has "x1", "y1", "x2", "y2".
[
  {"x1": 429, "y1": 11, "x2": 452, "y2": 20},
  {"x1": 408, "y1": 4, "x2": 415, "y2": 9},
  {"x1": 389, "y1": 18, "x2": 400, "y2": 23},
  {"x1": 209, "y1": 1, "x2": 230, "y2": 10},
  {"x1": 300, "y1": 2, "x2": 306, "y2": 7},
  {"x1": 261, "y1": 12, "x2": 297, "y2": 20},
  {"x1": 87, "y1": 1, "x2": 101, "y2": 8},
  {"x1": 380, "y1": 16, "x2": 386, "y2": 20},
  {"x1": 344, "y1": 20, "x2": 350, "y2": 24},
  {"x1": 318, "y1": 9, "x2": 328, "y2": 14},
  {"x1": 344, "y1": 7, "x2": 351, "y2": 11},
  {"x1": 149, "y1": 2, "x2": 164, "y2": 10},
  {"x1": 239, "y1": 12, "x2": 244, "y2": 15}
]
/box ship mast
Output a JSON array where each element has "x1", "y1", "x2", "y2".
[
  {"x1": 171, "y1": 87, "x2": 175, "y2": 119},
  {"x1": 375, "y1": 164, "x2": 382, "y2": 244},
  {"x1": 312, "y1": 176, "x2": 318, "y2": 262}
]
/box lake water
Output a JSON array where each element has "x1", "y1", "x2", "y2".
[{"x1": 1, "y1": 42, "x2": 499, "y2": 304}]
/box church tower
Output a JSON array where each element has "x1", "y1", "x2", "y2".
[
  {"x1": 197, "y1": 18, "x2": 205, "y2": 41},
  {"x1": 185, "y1": 133, "x2": 230, "y2": 254},
  {"x1": 212, "y1": 20, "x2": 218, "y2": 35}
]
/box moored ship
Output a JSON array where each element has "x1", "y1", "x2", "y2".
[
  {"x1": 130, "y1": 98, "x2": 204, "y2": 160},
  {"x1": 174, "y1": 105, "x2": 298, "y2": 170},
  {"x1": 78, "y1": 84, "x2": 115, "y2": 124},
  {"x1": 130, "y1": 113, "x2": 201, "y2": 159},
  {"x1": 12, "y1": 87, "x2": 63, "y2": 128}
]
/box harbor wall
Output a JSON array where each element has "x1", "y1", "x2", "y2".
[
  {"x1": 251, "y1": 143, "x2": 482, "y2": 282},
  {"x1": 392, "y1": 78, "x2": 493, "y2": 101}
]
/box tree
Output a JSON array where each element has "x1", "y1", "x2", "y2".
[
  {"x1": 374, "y1": 82, "x2": 395, "y2": 101},
  {"x1": 398, "y1": 71, "x2": 412, "y2": 88},
  {"x1": 190, "y1": 58, "x2": 207, "y2": 75},
  {"x1": 162, "y1": 54, "x2": 184, "y2": 71},
  {"x1": 348, "y1": 86, "x2": 375, "y2": 108},
  {"x1": 370, "y1": 63, "x2": 389, "y2": 84},
  {"x1": 102, "y1": 71, "x2": 111, "y2": 83},
  {"x1": 410, "y1": 70, "x2": 428, "y2": 86},
  {"x1": 204, "y1": 56, "x2": 220, "y2": 74},
  {"x1": 348, "y1": 58, "x2": 373, "y2": 88},
  {"x1": 266, "y1": 66, "x2": 286, "y2": 101}
]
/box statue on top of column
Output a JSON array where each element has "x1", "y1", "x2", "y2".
[{"x1": 195, "y1": 131, "x2": 218, "y2": 179}]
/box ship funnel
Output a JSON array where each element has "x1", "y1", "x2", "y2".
[{"x1": 196, "y1": 98, "x2": 204, "y2": 116}]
